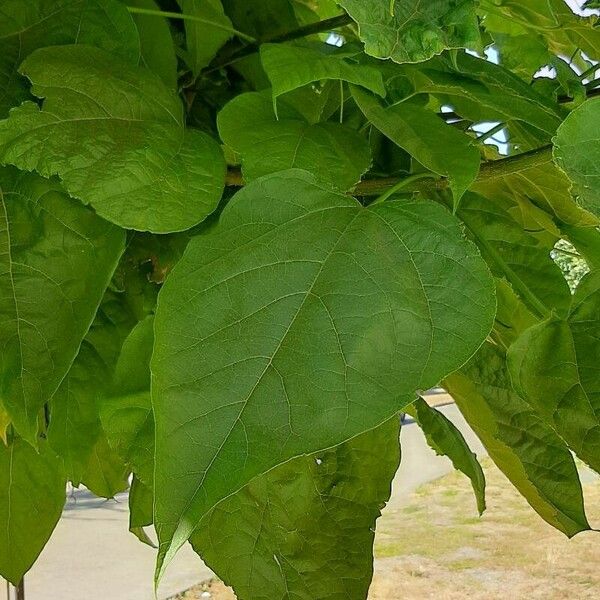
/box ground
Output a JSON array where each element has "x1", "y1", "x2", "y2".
[{"x1": 172, "y1": 459, "x2": 600, "y2": 599}]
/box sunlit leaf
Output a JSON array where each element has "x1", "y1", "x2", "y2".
[
  {"x1": 0, "y1": 0, "x2": 140, "y2": 116},
  {"x1": 508, "y1": 270, "x2": 600, "y2": 475},
  {"x1": 338, "y1": 0, "x2": 481, "y2": 63},
  {"x1": 552, "y1": 98, "x2": 600, "y2": 218},
  {"x1": 0, "y1": 45, "x2": 225, "y2": 233},
  {"x1": 446, "y1": 342, "x2": 590, "y2": 537}
]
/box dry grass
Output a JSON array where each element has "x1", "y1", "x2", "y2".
[{"x1": 172, "y1": 460, "x2": 600, "y2": 599}]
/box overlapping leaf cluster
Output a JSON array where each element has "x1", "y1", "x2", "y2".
[{"x1": 0, "y1": 1, "x2": 599, "y2": 598}]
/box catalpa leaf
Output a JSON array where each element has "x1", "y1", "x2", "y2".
[
  {"x1": 152, "y1": 169, "x2": 495, "y2": 578},
  {"x1": 508, "y1": 270, "x2": 600, "y2": 475},
  {"x1": 352, "y1": 86, "x2": 480, "y2": 206},
  {"x1": 480, "y1": 0, "x2": 600, "y2": 68},
  {"x1": 101, "y1": 316, "x2": 155, "y2": 486},
  {"x1": 126, "y1": 0, "x2": 178, "y2": 88},
  {"x1": 446, "y1": 342, "x2": 590, "y2": 537},
  {"x1": 458, "y1": 192, "x2": 571, "y2": 316},
  {"x1": 0, "y1": 0, "x2": 140, "y2": 116},
  {"x1": 218, "y1": 91, "x2": 371, "y2": 191},
  {"x1": 408, "y1": 397, "x2": 485, "y2": 515},
  {"x1": 0, "y1": 437, "x2": 66, "y2": 585},
  {"x1": 473, "y1": 160, "x2": 598, "y2": 228},
  {"x1": 191, "y1": 418, "x2": 400, "y2": 600},
  {"x1": 222, "y1": 0, "x2": 298, "y2": 39},
  {"x1": 260, "y1": 41, "x2": 386, "y2": 107},
  {"x1": 395, "y1": 53, "x2": 565, "y2": 136},
  {"x1": 0, "y1": 167, "x2": 125, "y2": 443},
  {"x1": 338, "y1": 0, "x2": 481, "y2": 64},
  {"x1": 0, "y1": 45, "x2": 226, "y2": 233},
  {"x1": 178, "y1": 0, "x2": 234, "y2": 75},
  {"x1": 553, "y1": 98, "x2": 600, "y2": 218},
  {"x1": 129, "y1": 475, "x2": 155, "y2": 547},
  {"x1": 47, "y1": 291, "x2": 138, "y2": 488},
  {"x1": 78, "y1": 434, "x2": 129, "y2": 498}
]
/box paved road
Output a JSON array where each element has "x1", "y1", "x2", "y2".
[{"x1": 2, "y1": 401, "x2": 484, "y2": 600}]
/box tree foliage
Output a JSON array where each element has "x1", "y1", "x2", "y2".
[{"x1": 0, "y1": 0, "x2": 599, "y2": 597}]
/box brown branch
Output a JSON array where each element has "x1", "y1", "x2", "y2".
[
  {"x1": 225, "y1": 145, "x2": 553, "y2": 197},
  {"x1": 203, "y1": 13, "x2": 353, "y2": 75}
]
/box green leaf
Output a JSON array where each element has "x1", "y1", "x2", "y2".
[
  {"x1": 508, "y1": 270, "x2": 600, "y2": 475},
  {"x1": 0, "y1": 0, "x2": 140, "y2": 116},
  {"x1": 80, "y1": 433, "x2": 129, "y2": 498},
  {"x1": 552, "y1": 98, "x2": 600, "y2": 218},
  {"x1": 408, "y1": 397, "x2": 485, "y2": 515},
  {"x1": 221, "y1": 0, "x2": 298, "y2": 39},
  {"x1": 474, "y1": 161, "x2": 599, "y2": 228},
  {"x1": 152, "y1": 169, "x2": 495, "y2": 578},
  {"x1": 178, "y1": 0, "x2": 234, "y2": 75},
  {"x1": 126, "y1": 0, "x2": 178, "y2": 88},
  {"x1": 47, "y1": 292, "x2": 138, "y2": 487},
  {"x1": 0, "y1": 401, "x2": 9, "y2": 443},
  {"x1": 493, "y1": 278, "x2": 537, "y2": 347},
  {"x1": 129, "y1": 475, "x2": 155, "y2": 547},
  {"x1": 217, "y1": 91, "x2": 372, "y2": 190},
  {"x1": 338, "y1": 0, "x2": 481, "y2": 64},
  {"x1": 0, "y1": 45, "x2": 226, "y2": 233},
  {"x1": 395, "y1": 53, "x2": 565, "y2": 136},
  {"x1": 352, "y1": 86, "x2": 480, "y2": 205},
  {"x1": 445, "y1": 342, "x2": 590, "y2": 537},
  {"x1": 0, "y1": 167, "x2": 125, "y2": 443},
  {"x1": 457, "y1": 192, "x2": 571, "y2": 316},
  {"x1": 101, "y1": 316, "x2": 155, "y2": 485},
  {"x1": 191, "y1": 418, "x2": 400, "y2": 600},
  {"x1": 480, "y1": 0, "x2": 600, "y2": 67},
  {"x1": 260, "y1": 41, "x2": 386, "y2": 107},
  {"x1": 0, "y1": 437, "x2": 66, "y2": 584}
]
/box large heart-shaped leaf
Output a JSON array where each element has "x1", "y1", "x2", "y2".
[
  {"x1": 152, "y1": 169, "x2": 495, "y2": 577},
  {"x1": 0, "y1": 45, "x2": 226, "y2": 233},
  {"x1": 0, "y1": 167, "x2": 125, "y2": 443},
  {"x1": 0, "y1": 0, "x2": 140, "y2": 116}
]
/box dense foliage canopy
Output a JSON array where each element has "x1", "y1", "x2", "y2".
[{"x1": 0, "y1": 1, "x2": 599, "y2": 598}]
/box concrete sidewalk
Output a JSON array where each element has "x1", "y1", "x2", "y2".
[
  {"x1": 2, "y1": 400, "x2": 485, "y2": 600},
  {"x1": 1, "y1": 488, "x2": 212, "y2": 600}
]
